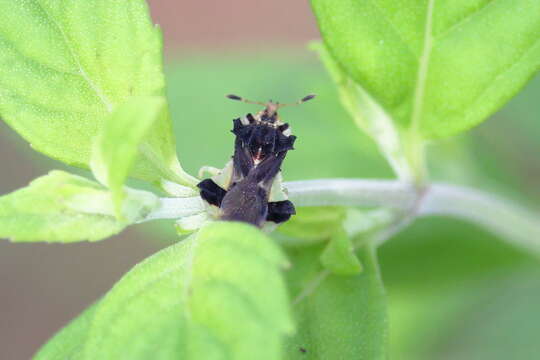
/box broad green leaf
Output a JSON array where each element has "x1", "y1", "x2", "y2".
[
  {"x1": 311, "y1": 0, "x2": 540, "y2": 139},
  {"x1": 36, "y1": 222, "x2": 293, "y2": 360},
  {"x1": 285, "y1": 243, "x2": 387, "y2": 359},
  {"x1": 91, "y1": 96, "x2": 168, "y2": 217},
  {"x1": 320, "y1": 227, "x2": 363, "y2": 275},
  {"x1": 0, "y1": 0, "x2": 193, "y2": 185},
  {"x1": 0, "y1": 170, "x2": 158, "y2": 242}
]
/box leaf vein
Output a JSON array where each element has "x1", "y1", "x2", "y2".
[
  {"x1": 435, "y1": 0, "x2": 499, "y2": 40},
  {"x1": 182, "y1": 235, "x2": 200, "y2": 321},
  {"x1": 34, "y1": 1, "x2": 113, "y2": 112},
  {"x1": 410, "y1": 0, "x2": 435, "y2": 132},
  {"x1": 463, "y1": 36, "x2": 540, "y2": 123},
  {"x1": 0, "y1": 34, "x2": 79, "y2": 77},
  {"x1": 366, "y1": 0, "x2": 417, "y2": 58},
  {"x1": 0, "y1": 86, "x2": 95, "y2": 118}
]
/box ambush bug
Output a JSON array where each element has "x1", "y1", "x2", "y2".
[{"x1": 197, "y1": 93, "x2": 315, "y2": 228}]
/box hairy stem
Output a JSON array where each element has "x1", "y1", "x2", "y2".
[
  {"x1": 139, "y1": 197, "x2": 204, "y2": 222},
  {"x1": 146, "y1": 179, "x2": 540, "y2": 255},
  {"x1": 420, "y1": 183, "x2": 540, "y2": 255},
  {"x1": 287, "y1": 179, "x2": 540, "y2": 254},
  {"x1": 285, "y1": 179, "x2": 418, "y2": 209}
]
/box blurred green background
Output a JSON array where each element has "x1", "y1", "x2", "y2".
[{"x1": 1, "y1": 1, "x2": 539, "y2": 359}]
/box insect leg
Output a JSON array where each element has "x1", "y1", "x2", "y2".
[
  {"x1": 197, "y1": 179, "x2": 227, "y2": 207},
  {"x1": 266, "y1": 200, "x2": 296, "y2": 223}
]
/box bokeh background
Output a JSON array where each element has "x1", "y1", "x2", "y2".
[{"x1": 1, "y1": 1, "x2": 539, "y2": 359}]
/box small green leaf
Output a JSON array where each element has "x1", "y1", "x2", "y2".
[
  {"x1": 320, "y1": 227, "x2": 363, "y2": 275},
  {"x1": 311, "y1": 0, "x2": 540, "y2": 138},
  {"x1": 0, "y1": 170, "x2": 158, "y2": 242},
  {"x1": 285, "y1": 244, "x2": 387, "y2": 359},
  {"x1": 36, "y1": 222, "x2": 293, "y2": 359},
  {"x1": 0, "y1": 0, "x2": 193, "y2": 185},
  {"x1": 277, "y1": 206, "x2": 347, "y2": 246},
  {"x1": 91, "y1": 96, "x2": 168, "y2": 217}
]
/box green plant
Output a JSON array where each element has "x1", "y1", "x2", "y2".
[{"x1": 0, "y1": 0, "x2": 539, "y2": 359}]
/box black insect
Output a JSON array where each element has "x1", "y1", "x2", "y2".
[{"x1": 197, "y1": 93, "x2": 315, "y2": 228}]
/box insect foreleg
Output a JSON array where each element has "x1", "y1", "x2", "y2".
[{"x1": 197, "y1": 179, "x2": 227, "y2": 207}]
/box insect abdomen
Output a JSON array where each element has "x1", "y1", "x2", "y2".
[{"x1": 219, "y1": 180, "x2": 268, "y2": 227}]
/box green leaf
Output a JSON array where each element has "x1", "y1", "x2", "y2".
[
  {"x1": 320, "y1": 227, "x2": 363, "y2": 275},
  {"x1": 34, "y1": 304, "x2": 98, "y2": 360},
  {"x1": 276, "y1": 206, "x2": 347, "y2": 247},
  {"x1": 0, "y1": 0, "x2": 193, "y2": 185},
  {"x1": 36, "y1": 222, "x2": 294, "y2": 360},
  {"x1": 0, "y1": 170, "x2": 158, "y2": 242},
  {"x1": 312, "y1": 42, "x2": 415, "y2": 181},
  {"x1": 91, "y1": 96, "x2": 168, "y2": 217},
  {"x1": 285, "y1": 243, "x2": 387, "y2": 359},
  {"x1": 311, "y1": 0, "x2": 540, "y2": 139}
]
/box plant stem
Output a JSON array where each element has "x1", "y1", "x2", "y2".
[
  {"x1": 285, "y1": 179, "x2": 418, "y2": 209},
  {"x1": 420, "y1": 183, "x2": 540, "y2": 255},
  {"x1": 139, "y1": 196, "x2": 204, "y2": 222},
  {"x1": 147, "y1": 179, "x2": 540, "y2": 256},
  {"x1": 287, "y1": 179, "x2": 540, "y2": 254},
  {"x1": 403, "y1": 133, "x2": 428, "y2": 186}
]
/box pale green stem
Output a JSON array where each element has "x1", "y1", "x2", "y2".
[
  {"x1": 287, "y1": 179, "x2": 540, "y2": 253},
  {"x1": 419, "y1": 183, "x2": 540, "y2": 255},
  {"x1": 139, "y1": 196, "x2": 204, "y2": 222},
  {"x1": 145, "y1": 179, "x2": 540, "y2": 256},
  {"x1": 403, "y1": 133, "x2": 428, "y2": 186},
  {"x1": 285, "y1": 179, "x2": 418, "y2": 209}
]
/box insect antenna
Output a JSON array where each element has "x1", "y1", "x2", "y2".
[
  {"x1": 227, "y1": 94, "x2": 316, "y2": 117},
  {"x1": 226, "y1": 94, "x2": 316, "y2": 108},
  {"x1": 275, "y1": 94, "x2": 316, "y2": 109},
  {"x1": 226, "y1": 94, "x2": 267, "y2": 106}
]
